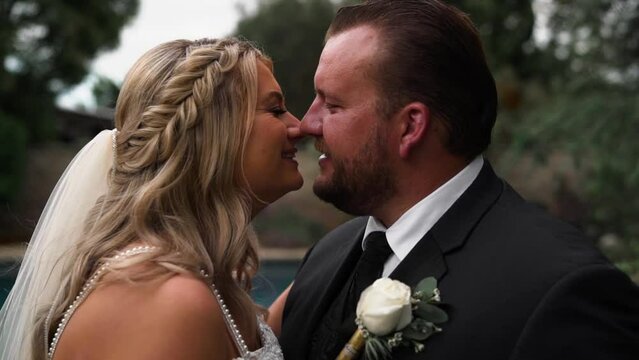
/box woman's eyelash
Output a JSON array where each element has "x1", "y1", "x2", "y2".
[{"x1": 270, "y1": 107, "x2": 287, "y2": 116}]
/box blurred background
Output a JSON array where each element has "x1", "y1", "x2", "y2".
[{"x1": 1, "y1": 0, "x2": 638, "y2": 307}]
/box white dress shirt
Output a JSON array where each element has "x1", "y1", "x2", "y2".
[{"x1": 363, "y1": 156, "x2": 484, "y2": 276}]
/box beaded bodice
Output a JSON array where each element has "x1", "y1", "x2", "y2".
[
  {"x1": 47, "y1": 246, "x2": 283, "y2": 360},
  {"x1": 211, "y1": 280, "x2": 283, "y2": 360},
  {"x1": 233, "y1": 316, "x2": 283, "y2": 360}
]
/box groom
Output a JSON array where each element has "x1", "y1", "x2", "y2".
[{"x1": 276, "y1": 0, "x2": 639, "y2": 359}]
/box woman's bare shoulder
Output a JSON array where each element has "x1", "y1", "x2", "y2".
[
  {"x1": 55, "y1": 273, "x2": 235, "y2": 360},
  {"x1": 151, "y1": 273, "x2": 218, "y2": 313}
]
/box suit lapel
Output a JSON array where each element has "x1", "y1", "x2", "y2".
[
  {"x1": 431, "y1": 160, "x2": 503, "y2": 253},
  {"x1": 390, "y1": 161, "x2": 503, "y2": 287},
  {"x1": 282, "y1": 221, "x2": 366, "y2": 357},
  {"x1": 390, "y1": 231, "x2": 447, "y2": 286},
  {"x1": 309, "y1": 228, "x2": 364, "y2": 320}
]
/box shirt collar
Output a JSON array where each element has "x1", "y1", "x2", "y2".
[{"x1": 363, "y1": 156, "x2": 484, "y2": 260}]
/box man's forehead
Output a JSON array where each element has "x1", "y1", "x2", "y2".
[
  {"x1": 316, "y1": 26, "x2": 380, "y2": 82},
  {"x1": 322, "y1": 26, "x2": 379, "y2": 61}
]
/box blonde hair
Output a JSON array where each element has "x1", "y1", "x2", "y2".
[{"x1": 33, "y1": 38, "x2": 269, "y2": 358}]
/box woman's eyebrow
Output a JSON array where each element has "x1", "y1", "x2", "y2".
[{"x1": 260, "y1": 91, "x2": 284, "y2": 104}]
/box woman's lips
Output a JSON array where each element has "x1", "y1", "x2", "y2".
[{"x1": 282, "y1": 148, "x2": 298, "y2": 164}]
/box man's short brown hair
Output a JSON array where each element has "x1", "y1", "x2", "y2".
[{"x1": 327, "y1": 0, "x2": 498, "y2": 159}]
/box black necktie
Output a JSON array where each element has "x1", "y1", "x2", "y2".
[
  {"x1": 309, "y1": 231, "x2": 393, "y2": 360},
  {"x1": 345, "y1": 231, "x2": 393, "y2": 315}
]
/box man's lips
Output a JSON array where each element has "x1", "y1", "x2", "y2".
[
  {"x1": 314, "y1": 141, "x2": 328, "y2": 154},
  {"x1": 314, "y1": 142, "x2": 330, "y2": 160}
]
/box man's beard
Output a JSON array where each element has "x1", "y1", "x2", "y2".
[{"x1": 313, "y1": 130, "x2": 396, "y2": 216}]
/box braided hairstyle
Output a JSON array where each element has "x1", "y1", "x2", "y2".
[{"x1": 32, "y1": 38, "x2": 268, "y2": 359}]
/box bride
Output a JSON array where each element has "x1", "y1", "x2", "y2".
[{"x1": 0, "y1": 37, "x2": 303, "y2": 359}]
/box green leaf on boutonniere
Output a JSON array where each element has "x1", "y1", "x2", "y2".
[
  {"x1": 414, "y1": 302, "x2": 449, "y2": 324},
  {"x1": 402, "y1": 321, "x2": 435, "y2": 341},
  {"x1": 347, "y1": 277, "x2": 447, "y2": 360},
  {"x1": 414, "y1": 277, "x2": 437, "y2": 298},
  {"x1": 364, "y1": 336, "x2": 391, "y2": 360}
]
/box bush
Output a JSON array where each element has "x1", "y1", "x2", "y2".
[{"x1": 0, "y1": 112, "x2": 28, "y2": 203}]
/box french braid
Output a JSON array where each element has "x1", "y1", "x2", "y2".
[{"x1": 32, "y1": 38, "x2": 268, "y2": 359}]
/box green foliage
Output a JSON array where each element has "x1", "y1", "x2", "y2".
[
  {"x1": 0, "y1": 0, "x2": 137, "y2": 204},
  {"x1": 0, "y1": 112, "x2": 28, "y2": 203},
  {"x1": 364, "y1": 336, "x2": 392, "y2": 360},
  {"x1": 235, "y1": 0, "x2": 336, "y2": 117},
  {"x1": 361, "y1": 277, "x2": 446, "y2": 359},
  {"x1": 92, "y1": 75, "x2": 121, "y2": 108},
  {"x1": 415, "y1": 277, "x2": 437, "y2": 297},
  {"x1": 447, "y1": 0, "x2": 537, "y2": 78},
  {"x1": 545, "y1": 0, "x2": 639, "y2": 89},
  {"x1": 0, "y1": 0, "x2": 139, "y2": 140},
  {"x1": 414, "y1": 303, "x2": 448, "y2": 324},
  {"x1": 490, "y1": 1, "x2": 639, "y2": 275},
  {"x1": 508, "y1": 86, "x2": 639, "y2": 269},
  {"x1": 614, "y1": 240, "x2": 639, "y2": 282}
]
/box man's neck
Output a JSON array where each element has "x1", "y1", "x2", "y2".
[{"x1": 372, "y1": 156, "x2": 471, "y2": 227}]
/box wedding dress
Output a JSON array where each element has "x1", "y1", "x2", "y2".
[
  {"x1": 46, "y1": 246, "x2": 283, "y2": 360},
  {"x1": 211, "y1": 276, "x2": 284, "y2": 360},
  {"x1": 0, "y1": 130, "x2": 284, "y2": 360}
]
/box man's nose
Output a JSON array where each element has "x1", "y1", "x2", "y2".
[{"x1": 301, "y1": 97, "x2": 323, "y2": 136}]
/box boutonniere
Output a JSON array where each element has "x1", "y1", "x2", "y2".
[{"x1": 337, "y1": 277, "x2": 448, "y2": 360}]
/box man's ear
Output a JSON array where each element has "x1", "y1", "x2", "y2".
[{"x1": 397, "y1": 102, "x2": 430, "y2": 158}]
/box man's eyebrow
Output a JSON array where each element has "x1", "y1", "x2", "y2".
[{"x1": 317, "y1": 88, "x2": 340, "y2": 103}]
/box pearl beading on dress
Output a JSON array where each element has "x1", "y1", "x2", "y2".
[
  {"x1": 212, "y1": 284, "x2": 251, "y2": 357},
  {"x1": 200, "y1": 269, "x2": 251, "y2": 357},
  {"x1": 47, "y1": 245, "x2": 157, "y2": 359}
]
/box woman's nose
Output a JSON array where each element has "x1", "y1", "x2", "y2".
[{"x1": 285, "y1": 113, "x2": 304, "y2": 141}]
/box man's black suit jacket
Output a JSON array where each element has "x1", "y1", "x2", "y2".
[{"x1": 280, "y1": 162, "x2": 639, "y2": 359}]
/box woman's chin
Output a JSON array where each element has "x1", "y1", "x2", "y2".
[
  {"x1": 291, "y1": 174, "x2": 304, "y2": 191},
  {"x1": 250, "y1": 178, "x2": 303, "y2": 216},
  {"x1": 277, "y1": 176, "x2": 305, "y2": 199},
  {"x1": 278, "y1": 173, "x2": 305, "y2": 195}
]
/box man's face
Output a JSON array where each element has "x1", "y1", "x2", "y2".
[{"x1": 301, "y1": 26, "x2": 396, "y2": 215}]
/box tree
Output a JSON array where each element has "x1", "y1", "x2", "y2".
[
  {"x1": 0, "y1": 0, "x2": 138, "y2": 202},
  {"x1": 506, "y1": 0, "x2": 639, "y2": 276},
  {"x1": 92, "y1": 75, "x2": 121, "y2": 109},
  {"x1": 545, "y1": 0, "x2": 639, "y2": 89},
  {"x1": 235, "y1": 0, "x2": 336, "y2": 116},
  {"x1": 448, "y1": 0, "x2": 536, "y2": 77}
]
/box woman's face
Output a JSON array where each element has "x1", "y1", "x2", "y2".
[{"x1": 243, "y1": 61, "x2": 304, "y2": 212}]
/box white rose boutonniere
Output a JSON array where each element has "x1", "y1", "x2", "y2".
[
  {"x1": 337, "y1": 277, "x2": 447, "y2": 360},
  {"x1": 356, "y1": 278, "x2": 413, "y2": 335}
]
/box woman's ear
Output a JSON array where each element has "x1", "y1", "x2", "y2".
[{"x1": 397, "y1": 102, "x2": 430, "y2": 158}]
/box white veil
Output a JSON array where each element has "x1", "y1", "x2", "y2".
[{"x1": 0, "y1": 129, "x2": 116, "y2": 359}]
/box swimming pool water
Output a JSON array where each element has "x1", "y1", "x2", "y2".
[{"x1": 0, "y1": 259, "x2": 300, "y2": 309}]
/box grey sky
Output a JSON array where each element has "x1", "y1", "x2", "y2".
[{"x1": 58, "y1": 0, "x2": 254, "y2": 108}]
